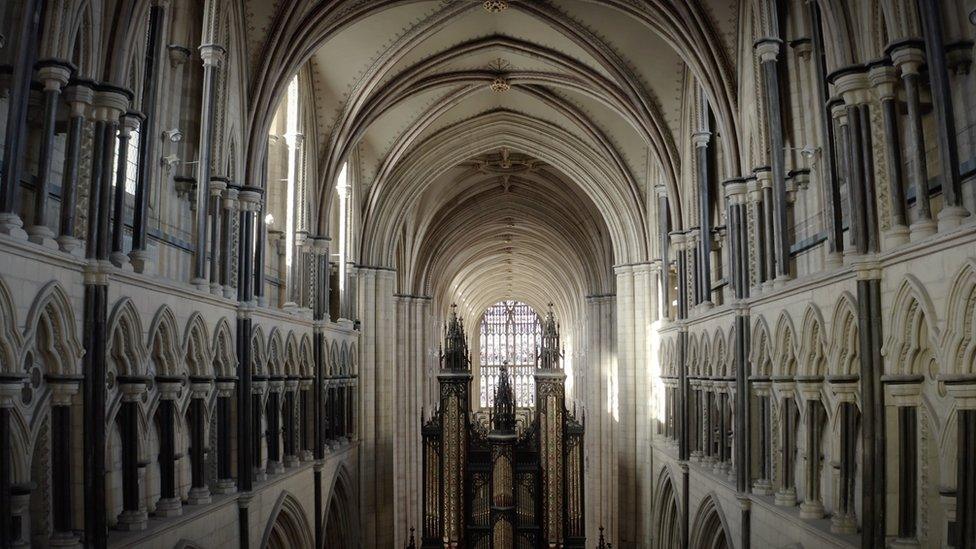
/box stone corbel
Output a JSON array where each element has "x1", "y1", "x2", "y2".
[{"x1": 167, "y1": 44, "x2": 192, "y2": 68}]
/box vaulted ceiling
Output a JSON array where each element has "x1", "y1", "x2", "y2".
[{"x1": 245, "y1": 0, "x2": 741, "y2": 320}]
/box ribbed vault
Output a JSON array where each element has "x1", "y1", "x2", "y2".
[
  {"x1": 247, "y1": 0, "x2": 741, "y2": 332},
  {"x1": 402, "y1": 149, "x2": 612, "y2": 326}
]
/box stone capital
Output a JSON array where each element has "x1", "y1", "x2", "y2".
[
  {"x1": 755, "y1": 169, "x2": 773, "y2": 190},
  {"x1": 63, "y1": 80, "x2": 95, "y2": 114},
  {"x1": 215, "y1": 379, "x2": 236, "y2": 397},
  {"x1": 0, "y1": 374, "x2": 26, "y2": 408},
  {"x1": 692, "y1": 131, "x2": 711, "y2": 148},
  {"x1": 754, "y1": 38, "x2": 783, "y2": 63},
  {"x1": 199, "y1": 43, "x2": 226, "y2": 66},
  {"x1": 209, "y1": 178, "x2": 227, "y2": 196},
  {"x1": 831, "y1": 67, "x2": 870, "y2": 105},
  {"x1": 223, "y1": 187, "x2": 240, "y2": 209},
  {"x1": 722, "y1": 178, "x2": 747, "y2": 201},
  {"x1": 238, "y1": 188, "x2": 262, "y2": 210},
  {"x1": 118, "y1": 378, "x2": 148, "y2": 401},
  {"x1": 190, "y1": 379, "x2": 213, "y2": 399},
  {"x1": 868, "y1": 62, "x2": 898, "y2": 100},
  {"x1": 46, "y1": 375, "x2": 83, "y2": 406},
  {"x1": 889, "y1": 45, "x2": 925, "y2": 76},
  {"x1": 312, "y1": 236, "x2": 332, "y2": 255},
  {"x1": 157, "y1": 380, "x2": 183, "y2": 400},
  {"x1": 35, "y1": 60, "x2": 72, "y2": 90},
  {"x1": 92, "y1": 85, "x2": 133, "y2": 122},
  {"x1": 120, "y1": 111, "x2": 143, "y2": 135}
]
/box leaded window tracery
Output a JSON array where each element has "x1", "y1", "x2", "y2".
[{"x1": 479, "y1": 301, "x2": 540, "y2": 408}]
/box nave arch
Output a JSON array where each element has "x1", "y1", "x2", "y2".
[
  {"x1": 260, "y1": 491, "x2": 315, "y2": 549},
  {"x1": 688, "y1": 494, "x2": 731, "y2": 549},
  {"x1": 652, "y1": 468, "x2": 681, "y2": 549},
  {"x1": 322, "y1": 465, "x2": 358, "y2": 549}
]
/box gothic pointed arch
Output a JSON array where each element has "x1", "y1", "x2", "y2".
[
  {"x1": 251, "y1": 326, "x2": 267, "y2": 376},
  {"x1": 21, "y1": 281, "x2": 82, "y2": 376},
  {"x1": 689, "y1": 494, "x2": 732, "y2": 549},
  {"x1": 183, "y1": 313, "x2": 214, "y2": 378},
  {"x1": 653, "y1": 468, "x2": 681, "y2": 549},
  {"x1": 107, "y1": 298, "x2": 148, "y2": 378},
  {"x1": 147, "y1": 305, "x2": 184, "y2": 377},
  {"x1": 942, "y1": 259, "x2": 976, "y2": 375},
  {"x1": 828, "y1": 292, "x2": 860, "y2": 377},
  {"x1": 283, "y1": 332, "x2": 300, "y2": 378},
  {"x1": 323, "y1": 464, "x2": 358, "y2": 549},
  {"x1": 750, "y1": 317, "x2": 773, "y2": 378},
  {"x1": 882, "y1": 276, "x2": 941, "y2": 377},
  {"x1": 212, "y1": 317, "x2": 237, "y2": 378},
  {"x1": 798, "y1": 305, "x2": 828, "y2": 378},
  {"x1": 260, "y1": 491, "x2": 314, "y2": 549},
  {"x1": 772, "y1": 312, "x2": 797, "y2": 378},
  {"x1": 299, "y1": 334, "x2": 314, "y2": 378},
  {"x1": 267, "y1": 327, "x2": 285, "y2": 377}
]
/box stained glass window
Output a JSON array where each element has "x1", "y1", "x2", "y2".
[{"x1": 479, "y1": 301, "x2": 540, "y2": 408}]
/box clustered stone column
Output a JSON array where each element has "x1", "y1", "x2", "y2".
[
  {"x1": 209, "y1": 178, "x2": 227, "y2": 295},
  {"x1": 701, "y1": 382, "x2": 714, "y2": 465},
  {"x1": 187, "y1": 377, "x2": 213, "y2": 504},
  {"x1": 756, "y1": 38, "x2": 791, "y2": 285},
  {"x1": 772, "y1": 378, "x2": 798, "y2": 507},
  {"x1": 252, "y1": 376, "x2": 267, "y2": 482},
  {"x1": 806, "y1": 0, "x2": 844, "y2": 267},
  {"x1": 944, "y1": 377, "x2": 976, "y2": 548},
  {"x1": 110, "y1": 113, "x2": 142, "y2": 269},
  {"x1": 0, "y1": 373, "x2": 27, "y2": 545},
  {"x1": 917, "y1": 0, "x2": 967, "y2": 230},
  {"x1": 797, "y1": 377, "x2": 825, "y2": 518},
  {"x1": 192, "y1": 44, "x2": 226, "y2": 290},
  {"x1": 833, "y1": 69, "x2": 879, "y2": 256},
  {"x1": 299, "y1": 376, "x2": 314, "y2": 461},
  {"x1": 155, "y1": 376, "x2": 183, "y2": 517},
  {"x1": 890, "y1": 45, "x2": 937, "y2": 241},
  {"x1": 129, "y1": 2, "x2": 165, "y2": 274},
  {"x1": 266, "y1": 377, "x2": 284, "y2": 474},
  {"x1": 829, "y1": 378, "x2": 859, "y2": 534},
  {"x1": 689, "y1": 379, "x2": 703, "y2": 461},
  {"x1": 27, "y1": 60, "x2": 72, "y2": 248},
  {"x1": 869, "y1": 61, "x2": 910, "y2": 248},
  {"x1": 57, "y1": 81, "x2": 94, "y2": 255},
  {"x1": 693, "y1": 126, "x2": 713, "y2": 309},
  {"x1": 884, "y1": 375, "x2": 923, "y2": 547},
  {"x1": 283, "y1": 377, "x2": 300, "y2": 467},
  {"x1": 752, "y1": 379, "x2": 773, "y2": 495},
  {"x1": 655, "y1": 185, "x2": 670, "y2": 320},
  {"x1": 47, "y1": 376, "x2": 82, "y2": 546},
  {"x1": 222, "y1": 185, "x2": 240, "y2": 299},
  {"x1": 214, "y1": 377, "x2": 237, "y2": 495},
  {"x1": 116, "y1": 378, "x2": 148, "y2": 531},
  {"x1": 0, "y1": 0, "x2": 43, "y2": 240}
]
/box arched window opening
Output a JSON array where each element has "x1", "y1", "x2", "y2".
[{"x1": 479, "y1": 301, "x2": 540, "y2": 408}]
